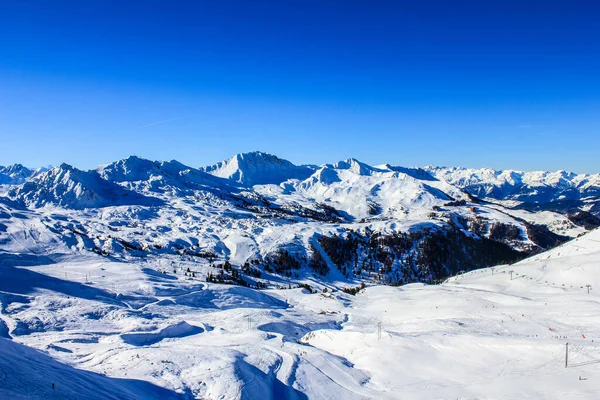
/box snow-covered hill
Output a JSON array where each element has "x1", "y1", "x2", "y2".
[
  {"x1": 302, "y1": 229, "x2": 600, "y2": 399},
  {"x1": 1, "y1": 224, "x2": 599, "y2": 399},
  {"x1": 255, "y1": 157, "x2": 460, "y2": 221}
]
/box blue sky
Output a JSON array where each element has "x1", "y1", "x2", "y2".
[{"x1": 1, "y1": 1, "x2": 599, "y2": 173}]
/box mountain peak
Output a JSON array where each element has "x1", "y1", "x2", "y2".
[
  {"x1": 382, "y1": 164, "x2": 437, "y2": 181},
  {"x1": 98, "y1": 156, "x2": 158, "y2": 182},
  {"x1": 202, "y1": 151, "x2": 315, "y2": 186},
  {"x1": 57, "y1": 162, "x2": 75, "y2": 171},
  {"x1": 332, "y1": 158, "x2": 378, "y2": 176},
  {"x1": 236, "y1": 151, "x2": 282, "y2": 160},
  {"x1": 9, "y1": 163, "x2": 162, "y2": 209},
  {"x1": 0, "y1": 163, "x2": 34, "y2": 185}
]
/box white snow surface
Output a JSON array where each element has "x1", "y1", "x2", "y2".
[{"x1": 1, "y1": 228, "x2": 600, "y2": 399}]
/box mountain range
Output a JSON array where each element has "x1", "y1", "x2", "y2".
[
  {"x1": 426, "y1": 165, "x2": 600, "y2": 214},
  {"x1": 1, "y1": 184, "x2": 599, "y2": 399},
  {"x1": 2, "y1": 151, "x2": 600, "y2": 399},
  {"x1": 1, "y1": 151, "x2": 599, "y2": 288},
  {"x1": 0, "y1": 164, "x2": 42, "y2": 185}
]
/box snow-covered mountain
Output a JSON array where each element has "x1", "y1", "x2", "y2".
[
  {"x1": 6, "y1": 155, "x2": 599, "y2": 217},
  {"x1": 202, "y1": 151, "x2": 316, "y2": 186},
  {"x1": 7, "y1": 163, "x2": 163, "y2": 209},
  {"x1": 1, "y1": 152, "x2": 596, "y2": 292},
  {"x1": 426, "y1": 166, "x2": 600, "y2": 214},
  {"x1": 263, "y1": 158, "x2": 465, "y2": 221},
  {"x1": 0, "y1": 164, "x2": 36, "y2": 185},
  {"x1": 98, "y1": 155, "x2": 241, "y2": 196},
  {"x1": 2, "y1": 153, "x2": 600, "y2": 398}
]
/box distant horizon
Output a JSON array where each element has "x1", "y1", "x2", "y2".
[
  {"x1": 2, "y1": 150, "x2": 599, "y2": 176},
  {"x1": 1, "y1": 1, "x2": 599, "y2": 173}
]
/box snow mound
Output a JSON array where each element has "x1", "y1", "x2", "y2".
[
  {"x1": 121, "y1": 321, "x2": 204, "y2": 346},
  {"x1": 0, "y1": 338, "x2": 182, "y2": 400},
  {"x1": 211, "y1": 286, "x2": 289, "y2": 310}
]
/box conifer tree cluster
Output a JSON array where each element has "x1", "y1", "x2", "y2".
[{"x1": 315, "y1": 226, "x2": 527, "y2": 285}]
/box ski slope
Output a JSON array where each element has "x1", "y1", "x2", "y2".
[{"x1": 1, "y1": 229, "x2": 600, "y2": 399}]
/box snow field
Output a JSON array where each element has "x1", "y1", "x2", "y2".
[{"x1": 2, "y1": 229, "x2": 600, "y2": 399}]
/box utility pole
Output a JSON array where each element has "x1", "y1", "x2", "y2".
[
  {"x1": 509, "y1": 270, "x2": 514, "y2": 280},
  {"x1": 586, "y1": 284, "x2": 592, "y2": 294},
  {"x1": 565, "y1": 342, "x2": 569, "y2": 368},
  {"x1": 377, "y1": 321, "x2": 382, "y2": 340}
]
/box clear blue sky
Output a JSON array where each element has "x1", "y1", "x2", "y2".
[{"x1": 1, "y1": 1, "x2": 599, "y2": 173}]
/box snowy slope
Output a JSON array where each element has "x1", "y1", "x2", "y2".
[
  {"x1": 301, "y1": 229, "x2": 600, "y2": 399},
  {"x1": 1, "y1": 227, "x2": 599, "y2": 399},
  {"x1": 269, "y1": 158, "x2": 458, "y2": 220},
  {"x1": 0, "y1": 338, "x2": 182, "y2": 400},
  {"x1": 1, "y1": 153, "x2": 598, "y2": 399}
]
